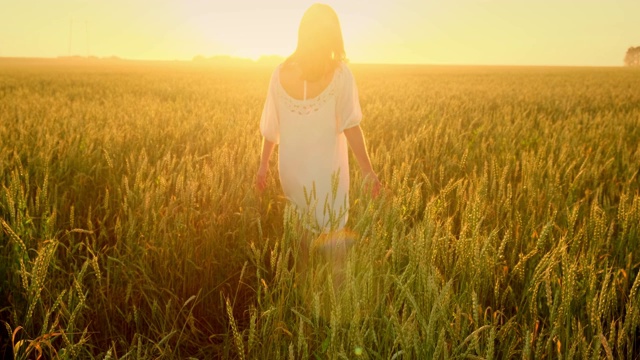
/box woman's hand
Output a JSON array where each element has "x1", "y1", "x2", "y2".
[
  {"x1": 364, "y1": 171, "x2": 382, "y2": 198},
  {"x1": 257, "y1": 139, "x2": 276, "y2": 193},
  {"x1": 344, "y1": 126, "x2": 382, "y2": 198},
  {"x1": 256, "y1": 165, "x2": 268, "y2": 193}
]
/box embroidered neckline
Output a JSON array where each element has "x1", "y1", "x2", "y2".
[{"x1": 276, "y1": 67, "x2": 338, "y2": 116}]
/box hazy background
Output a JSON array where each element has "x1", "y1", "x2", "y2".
[{"x1": 1, "y1": 0, "x2": 638, "y2": 66}]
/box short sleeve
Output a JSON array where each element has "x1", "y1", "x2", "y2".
[
  {"x1": 260, "y1": 69, "x2": 280, "y2": 144},
  {"x1": 336, "y1": 64, "x2": 362, "y2": 133}
]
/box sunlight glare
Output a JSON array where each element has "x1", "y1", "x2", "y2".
[{"x1": 181, "y1": 0, "x2": 391, "y2": 61}]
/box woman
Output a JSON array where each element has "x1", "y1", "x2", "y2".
[{"x1": 256, "y1": 3, "x2": 381, "y2": 236}]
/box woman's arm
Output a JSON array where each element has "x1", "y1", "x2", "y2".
[
  {"x1": 256, "y1": 138, "x2": 276, "y2": 192},
  {"x1": 344, "y1": 125, "x2": 382, "y2": 197}
]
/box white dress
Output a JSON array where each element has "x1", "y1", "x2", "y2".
[{"x1": 260, "y1": 63, "x2": 362, "y2": 233}]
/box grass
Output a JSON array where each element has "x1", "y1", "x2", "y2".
[{"x1": 1, "y1": 58, "x2": 639, "y2": 359}]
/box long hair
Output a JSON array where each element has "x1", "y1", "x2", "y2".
[{"x1": 284, "y1": 4, "x2": 346, "y2": 81}]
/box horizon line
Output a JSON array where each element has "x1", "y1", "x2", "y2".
[{"x1": 0, "y1": 55, "x2": 628, "y2": 68}]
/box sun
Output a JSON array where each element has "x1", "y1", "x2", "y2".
[
  {"x1": 176, "y1": 4, "x2": 301, "y2": 60},
  {"x1": 171, "y1": 1, "x2": 388, "y2": 62}
]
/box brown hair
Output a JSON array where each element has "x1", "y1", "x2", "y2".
[{"x1": 284, "y1": 3, "x2": 346, "y2": 81}]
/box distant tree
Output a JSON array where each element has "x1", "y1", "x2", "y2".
[
  {"x1": 624, "y1": 46, "x2": 640, "y2": 66},
  {"x1": 192, "y1": 55, "x2": 206, "y2": 62}
]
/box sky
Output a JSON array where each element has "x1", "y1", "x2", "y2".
[{"x1": 0, "y1": 0, "x2": 638, "y2": 66}]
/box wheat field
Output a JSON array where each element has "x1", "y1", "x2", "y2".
[{"x1": 1, "y1": 58, "x2": 639, "y2": 359}]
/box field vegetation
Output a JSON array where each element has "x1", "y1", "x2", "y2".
[{"x1": 1, "y1": 58, "x2": 639, "y2": 359}]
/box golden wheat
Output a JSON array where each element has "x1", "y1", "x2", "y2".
[{"x1": 0, "y1": 59, "x2": 639, "y2": 358}]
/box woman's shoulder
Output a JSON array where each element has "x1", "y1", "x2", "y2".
[
  {"x1": 337, "y1": 61, "x2": 350, "y2": 71},
  {"x1": 268, "y1": 62, "x2": 289, "y2": 86},
  {"x1": 335, "y1": 62, "x2": 355, "y2": 84}
]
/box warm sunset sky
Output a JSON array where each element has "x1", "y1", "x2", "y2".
[{"x1": 1, "y1": 0, "x2": 637, "y2": 66}]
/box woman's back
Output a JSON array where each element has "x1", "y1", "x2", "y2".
[
  {"x1": 278, "y1": 63, "x2": 335, "y2": 101},
  {"x1": 260, "y1": 62, "x2": 361, "y2": 232}
]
